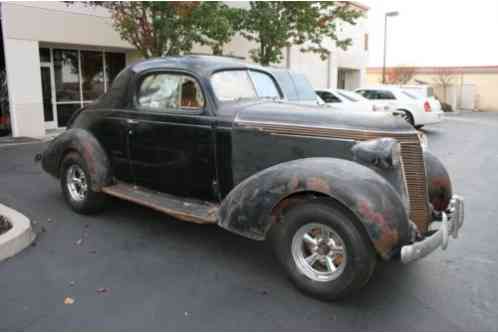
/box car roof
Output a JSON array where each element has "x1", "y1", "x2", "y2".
[
  {"x1": 356, "y1": 86, "x2": 404, "y2": 92},
  {"x1": 129, "y1": 55, "x2": 268, "y2": 76}
]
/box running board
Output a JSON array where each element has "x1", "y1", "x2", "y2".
[{"x1": 101, "y1": 182, "x2": 218, "y2": 224}]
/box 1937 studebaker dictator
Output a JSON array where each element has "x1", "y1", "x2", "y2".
[{"x1": 38, "y1": 55, "x2": 464, "y2": 300}]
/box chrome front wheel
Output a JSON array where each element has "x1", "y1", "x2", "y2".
[{"x1": 291, "y1": 223, "x2": 347, "y2": 282}]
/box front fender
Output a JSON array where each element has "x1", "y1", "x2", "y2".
[
  {"x1": 218, "y1": 158, "x2": 412, "y2": 259},
  {"x1": 424, "y1": 150, "x2": 453, "y2": 212},
  {"x1": 41, "y1": 128, "x2": 111, "y2": 191}
]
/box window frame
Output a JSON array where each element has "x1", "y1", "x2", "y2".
[{"x1": 134, "y1": 70, "x2": 207, "y2": 116}]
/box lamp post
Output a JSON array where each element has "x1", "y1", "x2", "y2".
[{"x1": 382, "y1": 11, "x2": 399, "y2": 84}]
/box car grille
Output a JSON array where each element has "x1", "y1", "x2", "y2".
[{"x1": 239, "y1": 122, "x2": 430, "y2": 232}]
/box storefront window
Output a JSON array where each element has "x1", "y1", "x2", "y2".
[
  {"x1": 40, "y1": 47, "x2": 126, "y2": 128},
  {"x1": 81, "y1": 50, "x2": 104, "y2": 101},
  {"x1": 53, "y1": 49, "x2": 80, "y2": 102}
]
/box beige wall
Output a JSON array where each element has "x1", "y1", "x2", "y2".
[{"x1": 367, "y1": 71, "x2": 498, "y2": 112}]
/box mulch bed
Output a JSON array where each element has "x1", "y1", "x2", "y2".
[{"x1": 0, "y1": 215, "x2": 12, "y2": 236}]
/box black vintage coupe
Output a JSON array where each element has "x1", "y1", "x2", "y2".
[{"x1": 39, "y1": 55, "x2": 464, "y2": 300}]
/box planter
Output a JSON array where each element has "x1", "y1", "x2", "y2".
[{"x1": 0, "y1": 203, "x2": 36, "y2": 261}]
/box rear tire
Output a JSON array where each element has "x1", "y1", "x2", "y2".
[
  {"x1": 399, "y1": 110, "x2": 415, "y2": 127},
  {"x1": 270, "y1": 200, "x2": 376, "y2": 301},
  {"x1": 60, "y1": 152, "x2": 107, "y2": 214}
]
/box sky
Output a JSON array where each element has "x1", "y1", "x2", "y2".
[{"x1": 361, "y1": 0, "x2": 498, "y2": 67}]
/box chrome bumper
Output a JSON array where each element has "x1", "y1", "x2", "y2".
[{"x1": 401, "y1": 195, "x2": 464, "y2": 263}]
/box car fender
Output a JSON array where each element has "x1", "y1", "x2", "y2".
[
  {"x1": 41, "y1": 128, "x2": 111, "y2": 191},
  {"x1": 424, "y1": 150, "x2": 453, "y2": 212},
  {"x1": 218, "y1": 157, "x2": 412, "y2": 259}
]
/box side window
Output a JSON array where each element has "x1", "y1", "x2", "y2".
[
  {"x1": 137, "y1": 73, "x2": 204, "y2": 111},
  {"x1": 378, "y1": 90, "x2": 396, "y2": 100},
  {"x1": 317, "y1": 91, "x2": 341, "y2": 103}
]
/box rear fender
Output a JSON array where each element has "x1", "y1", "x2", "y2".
[
  {"x1": 218, "y1": 158, "x2": 412, "y2": 259},
  {"x1": 41, "y1": 128, "x2": 111, "y2": 191}
]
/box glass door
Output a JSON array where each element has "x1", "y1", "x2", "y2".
[{"x1": 40, "y1": 63, "x2": 57, "y2": 129}]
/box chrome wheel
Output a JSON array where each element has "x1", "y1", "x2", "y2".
[
  {"x1": 66, "y1": 164, "x2": 88, "y2": 202},
  {"x1": 291, "y1": 223, "x2": 347, "y2": 282}
]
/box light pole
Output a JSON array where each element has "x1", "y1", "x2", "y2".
[{"x1": 382, "y1": 11, "x2": 399, "y2": 84}]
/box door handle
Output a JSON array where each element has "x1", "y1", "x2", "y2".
[{"x1": 127, "y1": 119, "x2": 139, "y2": 125}]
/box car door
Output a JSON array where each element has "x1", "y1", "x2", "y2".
[{"x1": 128, "y1": 71, "x2": 217, "y2": 202}]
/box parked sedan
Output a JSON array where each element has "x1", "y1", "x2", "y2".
[
  {"x1": 355, "y1": 86, "x2": 444, "y2": 128},
  {"x1": 315, "y1": 89, "x2": 374, "y2": 112}
]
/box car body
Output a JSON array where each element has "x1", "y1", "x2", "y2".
[
  {"x1": 38, "y1": 56, "x2": 464, "y2": 300},
  {"x1": 355, "y1": 86, "x2": 445, "y2": 128},
  {"x1": 268, "y1": 68, "x2": 325, "y2": 106},
  {"x1": 315, "y1": 89, "x2": 374, "y2": 112}
]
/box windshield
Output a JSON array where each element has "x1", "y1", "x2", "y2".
[
  {"x1": 211, "y1": 70, "x2": 281, "y2": 102},
  {"x1": 401, "y1": 90, "x2": 419, "y2": 100}
]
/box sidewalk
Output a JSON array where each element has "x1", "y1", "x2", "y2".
[{"x1": 0, "y1": 128, "x2": 64, "y2": 147}]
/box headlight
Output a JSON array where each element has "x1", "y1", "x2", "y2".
[{"x1": 352, "y1": 138, "x2": 401, "y2": 169}]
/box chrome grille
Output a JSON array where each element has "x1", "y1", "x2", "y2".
[{"x1": 239, "y1": 122, "x2": 430, "y2": 232}]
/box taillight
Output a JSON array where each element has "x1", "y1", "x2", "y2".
[{"x1": 424, "y1": 101, "x2": 431, "y2": 112}]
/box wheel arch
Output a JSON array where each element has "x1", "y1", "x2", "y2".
[
  {"x1": 397, "y1": 108, "x2": 416, "y2": 126},
  {"x1": 41, "y1": 128, "x2": 112, "y2": 191},
  {"x1": 218, "y1": 158, "x2": 412, "y2": 260}
]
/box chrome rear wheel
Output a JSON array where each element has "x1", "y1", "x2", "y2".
[{"x1": 66, "y1": 164, "x2": 88, "y2": 202}]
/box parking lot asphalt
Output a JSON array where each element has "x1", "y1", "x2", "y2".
[{"x1": 1, "y1": 111, "x2": 497, "y2": 331}]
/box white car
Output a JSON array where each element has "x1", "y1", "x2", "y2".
[
  {"x1": 315, "y1": 89, "x2": 374, "y2": 112},
  {"x1": 355, "y1": 86, "x2": 444, "y2": 128}
]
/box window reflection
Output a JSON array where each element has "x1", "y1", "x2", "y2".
[
  {"x1": 105, "y1": 52, "x2": 126, "y2": 89},
  {"x1": 81, "y1": 50, "x2": 104, "y2": 100},
  {"x1": 53, "y1": 49, "x2": 80, "y2": 102}
]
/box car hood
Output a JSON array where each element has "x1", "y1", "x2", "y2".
[{"x1": 232, "y1": 100, "x2": 414, "y2": 133}]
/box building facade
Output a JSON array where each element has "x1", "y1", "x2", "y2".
[
  {"x1": 1, "y1": 2, "x2": 369, "y2": 138},
  {"x1": 367, "y1": 66, "x2": 498, "y2": 112}
]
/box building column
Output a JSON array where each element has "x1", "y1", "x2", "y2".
[{"x1": 4, "y1": 38, "x2": 45, "y2": 138}]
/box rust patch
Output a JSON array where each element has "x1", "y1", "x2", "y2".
[
  {"x1": 305, "y1": 177, "x2": 331, "y2": 193},
  {"x1": 357, "y1": 200, "x2": 399, "y2": 255}
]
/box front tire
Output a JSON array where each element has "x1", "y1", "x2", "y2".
[
  {"x1": 60, "y1": 152, "x2": 107, "y2": 214},
  {"x1": 270, "y1": 200, "x2": 376, "y2": 301}
]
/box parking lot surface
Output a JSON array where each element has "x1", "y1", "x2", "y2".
[{"x1": 1, "y1": 112, "x2": 497, "y2": 331}]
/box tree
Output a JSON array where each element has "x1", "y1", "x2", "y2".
[
  {"x1": 385, "y1": 66, "x2": 416, "y2": 84},
  {"x1": 193, "y1": 3, "x2": 243, "y2": 55},
  {"x1": 240, "y1": 2, "x2": 363, "y2": 66},
  {"x1": 75, "y1": 2, "x2": 240, "y2": 58},
  {"x1": 433, "y1": 68, "x2": 457, "y2": 103}
]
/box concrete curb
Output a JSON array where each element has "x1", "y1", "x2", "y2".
[{"x1": 0, "y1": 203, "x2": 36, "y2": 262}]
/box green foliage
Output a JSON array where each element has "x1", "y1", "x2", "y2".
[
  {"x1": 241, "y1": 2, "x2": 363, "y2": 66},
  {"x1": 194, "y1": 3, "x2": 243, "y2": 55},
  {"x1": 73, "y1": 1, "x2": 361, "y2": 64},
  {"x1": 83, "y1": 2, "x2": 240, "y2": 58}
]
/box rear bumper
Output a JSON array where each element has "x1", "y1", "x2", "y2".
[
  {"x1": 419, "y1": 111, "x2": 444, "y2": 125},
  {"x1": 401, "y1": 195, "x2": 464, "y2": 263}
]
